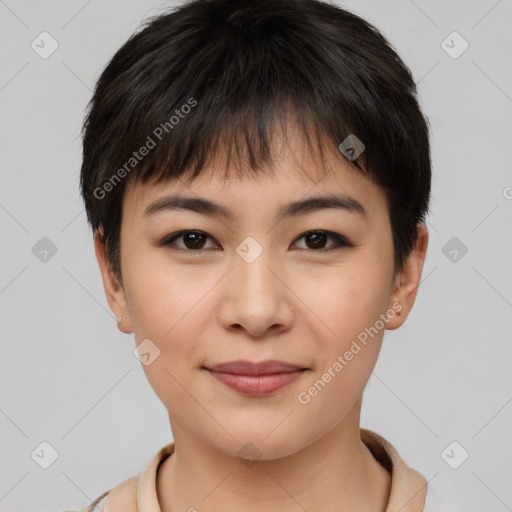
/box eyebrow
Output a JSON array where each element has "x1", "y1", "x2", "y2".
[{"x1": 143, "y1": 193, "x2": 367, "y2": 221}]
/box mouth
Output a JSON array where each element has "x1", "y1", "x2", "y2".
[{"x1": 202, "y1": 359, "x2": 309, "y2": 396}]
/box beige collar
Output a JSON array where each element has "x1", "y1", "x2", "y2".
[{"x1": 360, "y1": 428, "x2": 427, "y2": 511}]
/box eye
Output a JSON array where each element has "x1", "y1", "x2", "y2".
[
  {"x1": 160, "y1": 229, "x2": 353, "y2": 253},
  {"x1": 292, "y1": 230, "x2": 353, "y2": 251},
  {"x1": 160, "y1": 230, "x2": 219, "y2": 252}
]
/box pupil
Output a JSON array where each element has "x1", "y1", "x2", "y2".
[
  {"x1": 185, "y1": 232, "x2": 205, "y2": 249},
  {"x1": 307, "y1": 232, "x2": 326, "y2": 249}
]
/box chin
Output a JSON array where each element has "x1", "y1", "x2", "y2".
[{"x1": 211, "y1": 427, "x2": 308, "y2": 462}]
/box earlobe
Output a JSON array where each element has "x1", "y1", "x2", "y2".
[
  {"x1": 93, "y1": 231, "x2": 133, "y2": 334},
  {"x1": 386, "y1": 223, "x2": 429, "y2": 330}
]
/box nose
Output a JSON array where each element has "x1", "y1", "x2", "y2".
[{"x1": 217, "y1": 247, "x2": 294, "y2": 339}]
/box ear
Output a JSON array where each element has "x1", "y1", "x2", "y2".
[
  {"x1": 94, "y1": 230, "x2": 133, "y2": 334},
  {"x1": 385, "y1": 223, "x2": 429, "y2": 330}
]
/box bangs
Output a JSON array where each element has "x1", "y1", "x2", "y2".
[{"x1": 132, "y1": 100, "x2": 366, "y2": 188}]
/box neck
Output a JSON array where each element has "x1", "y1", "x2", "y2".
[{"x1": 156, "y1": 403, "x2": 391, "y2": 512}]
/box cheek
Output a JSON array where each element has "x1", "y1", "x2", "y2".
[
  {"x1": 292, "y1": 259, "x2": 392, "y2": 348},
  {"x1": 124, "y1": 258, "x2": 208, "y2": 408},
  {"x1": 295, "y1": 274, "x2": 389, "y2": 421},
  {"x1": 122, "y1": 250, "x2": 214, "y2": 384},
  {"x1": 123, "y1": 244, "x2": 204, "y2": 337}
]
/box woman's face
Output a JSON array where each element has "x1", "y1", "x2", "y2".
[{"x1": 97, "y1": 135, "x2": 426, "y2": 460}]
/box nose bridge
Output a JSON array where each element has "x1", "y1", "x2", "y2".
[
  {"x1": 218, "y1": 234, "x2": 294, "y2": 337},
  {"x1": 233, "y1": 234, "x2": 280, "y2": 299}
]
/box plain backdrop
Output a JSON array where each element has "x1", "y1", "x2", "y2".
[{"x1": 1, "y1": 0, "x2": 511, "y2": 510}]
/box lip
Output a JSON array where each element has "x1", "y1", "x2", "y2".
[
  {"x1": 203, "y1": 359, "x2": 308, "y2": 396},
  {"x1": 205, "y1": 359, "x2": 307, "y2": 375}
]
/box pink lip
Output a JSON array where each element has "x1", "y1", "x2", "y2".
[
  {"x1": 207, "y1": 371, "x2": 305, "y2": 395},
  {"x1": 204, "y1": 359, "x2": 308, "y2": 396}
]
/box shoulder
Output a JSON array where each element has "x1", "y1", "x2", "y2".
[
  {"x1": 77, "y1": 488, "x2": 110, "y2": 512},
  {"x1": 423, "y1": 477, "x2": 446, "y2": 511},
  {"x1": 75, "y1": 475, "x2": 138, "y2": 512},
  {"x1": 69, "y1": 442, "x2": 175, "y2": 512}
]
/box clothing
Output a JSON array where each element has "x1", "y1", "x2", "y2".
[{"x1": 76, "y1": 429, "x2": 441, "y2": 511}]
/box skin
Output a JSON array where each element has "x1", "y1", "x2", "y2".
[{"x1": 94, "y1": 127, "x2": 428, "y2": 512}]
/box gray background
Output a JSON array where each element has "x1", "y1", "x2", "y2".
[{"x1": 1, "y1": 0, "x2": 511, "y2": 510}]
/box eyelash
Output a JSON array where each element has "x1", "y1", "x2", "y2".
[{"x1": 159, "y1": 230, "x2": 354, "y2": 253}]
